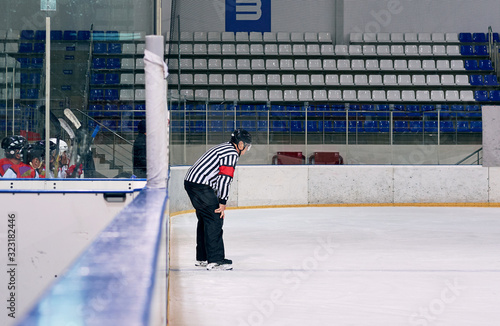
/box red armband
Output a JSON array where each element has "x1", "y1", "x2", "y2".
[{"x1": 218, "y1": 165, "x2": 235, "y2": 178}]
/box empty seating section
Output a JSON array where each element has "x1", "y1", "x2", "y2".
[
  {"x1": 6, "y1": 29, "x2": 494, "y2": 136},
  {"x1": 0, "y1": 30, "x2": 149, "y2": 132}
]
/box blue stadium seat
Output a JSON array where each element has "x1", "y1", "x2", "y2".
[
  {"x1": 77, "y1": 30, "x2": 90, "y2": 40},
  {"x1": 35, "y1": 30, "x2": 46, "y2": 40},
  {"x1": 106, "y1": 58, "x2": 121, "y2": 69},
  {"x1": 24, "y1": 89, "x2": 39, "y2": 99},
  {"x1": 90, "y1": 89, "x2": 104, "y2": 101},
  {"x1": 239, "y1": 104, "x2": 255, "y2": 117},
  {"x1": 333, "y1": 120, "x2": 346, "y2": 133},
  {"x1": 394, "y1": 121, "x2": 409, "y2": 132},
  {"x1": 171, "y1": 121, "x2": 185, "y2": 133},
  {"x1": 376, "y1": 104, "x2": 389, "y2": 111},
  {"x1": 17, "y1": 57, "x2": 30, "y2": 68},
  {"x1": 270, "y1": 105, "x2": 287, "y2": 117},
  {"x1": 51, "y1": 30, "x2": 63, "y2": 40},
  {"x1": 474, "y1": 45, "x2": 488, "y2": 56},
  {"x1": 92, "y1": 58, "x2": 106, "y2": 69},
  {"x1": 470, "y1": 121, "x2": 482, "y2": 132},
  {"x1": 484, "y1": 75, "x2": 499, "y2": 85},
  {"x1": 379, "y1": 121, "x2": 390, "y2": 132},
  {"x1": 488, "y1": 33, "x2": 500, "y2": 43},
  {"x1": 255, "y1": 104, "x2": 268, "y2": 118},
  {"x1": 288, "y1": 105, "x2": 305, "y2": 118},
  {"x1": 450, "y1": 105, "x2": 464, "y2": 111},
  {"x1": 225, "y1": 120, "x2": 235, "y2": 132},
  {"x1": 466, "y1": 105, "x2": 481, "y2": 111},
  {"x1": 63, "y1": 30, "x2": 77, "y2": 40},
  {"x1": 257, "y1": 120, "x2": 268, "y2": 132},
  {"x1": 105, "y1": 73, "x2": 120, "y2": 84},
  {"x1": 409, "y1": 121, "x2": 423, "y2": 132},
  {"x1": 307, "y1": 121, "x2": 322, "y2": 133},
  {"x1": 89, "y1": 104, "x2": 103, "y2": 111},
  {"x1": 324, "y1": 121, "x2": 334, "y2": 132},
  {"x1": 18, "y1": 43, "x2": 33, "y2": 53},
  {"x1": 291, "y1": 121, "x2": 304, "y2": 132},
  {"x1": 469, "y1": 75, "x2": 484, "y2": 85},
  {"x1": 361, "y1": 104, "x2": 375, "y2": 111},
  {"x1": 458, "y1": 33, "x2": 473, "y2": 42},
  {"x1": 406, "y1": 105, "x2": 421, "y2": 118},
  {"x1": 33, "y1": 43, "x2": 45, "y2": 53},
  {"x1": 20, "y1": 73, "x2": 29, "y2": 84},
  {"x1": 209, "y1": 104, "x2": 225, "y2": 117},
  {"x1": 464, "y1": 60, "x2": 479, "y2": 70},
  {"x1": 108, "y1": 43, "x2": 122, "y2": 54},
  {"x1": 457, "y1": 121, "x2": 470, "y2": 132},
  {"x1": 240, "y1": 121, "x2": 257, "y2": 132},
  {"x1": 422, "y1": 105, "x2": 435, "y2": 111},
  {"x1": 348, "y1": 121, "x2": 360, "y2": 132},
  {"x1": 21, "y1": 30, "x2": 34, "y2": 40},
  {"x1": 490, "y1": 90, "x2": 500, "y2": 101},
  {"x1": 424, "y1": 121, "x2": 438, "y2": 132},
  {"x1": 29, "y1": 73, "x2": 41, "y2": 84},
  {"x1": 31, "y1": 57, "x2": 43, "y2": 68},
  {"x1": 363, "y1": 121, "x2": 378, "y2": 132},
  {"x1": 440, "y1": 121, "x2": 454, "y2": 132},
  {"x1": 472, "y1": 33, "x2": 487, "y2": 43},
  {"x1": 271, "y1": 120, "x2": 289, "y2": 132},
  {"x1": 104, "y1": 104, "x2": 119, "y2": 117},
  {"x1": 91, "y1": 73, "x2": 105, "y2": 84},
  {"x1": 94, "y1": 43, "x2": 107, "y2": 54},
  {"x1": 307, "y1": 105, "x2": 321, "y2": 118},
  {"x1": 189, "y1": 121, "x2": 206, "y2": 133},
  {"x1": 474, "y1": 90, "x2": 489, "y2": 101},
  {"x1": 209, "y1": 121, "x2": 224, "y2": 133},
  {"x1": 478, "y1": 60, "x2": 493, "y2": 71},
  {"x1": 460, "y1": 45, "x2": 474, "y2": 55}
]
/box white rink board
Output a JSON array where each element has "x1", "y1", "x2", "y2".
[
  {"x1": 0, "y1": 189, "x2": 141, "y2": 326},
  {"x1": 169, "y1": 166, "x2": 500, "y2": 213},
  {"x1": 393, "y1": 166, "x2": 489, "y2": 203}
]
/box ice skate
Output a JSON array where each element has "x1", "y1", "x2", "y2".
[
  {"x1": 195, "y1": 260, "x2": 207, "y2": 267},
  {"x1": 206, "y1": 259, "x2": 233, "y2": 270}
]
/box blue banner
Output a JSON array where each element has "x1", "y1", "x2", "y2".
[{"x1": 226, "y1": 0, "x2": 271, "y2": 33}]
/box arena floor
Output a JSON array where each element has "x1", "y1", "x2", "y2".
[{"x1": 169, "y1": 206, "x2": 500, "y2": 326}]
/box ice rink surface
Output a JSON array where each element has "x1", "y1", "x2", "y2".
[{"x1": 169, "y1": 206, "x2": 500, "y2": 326}]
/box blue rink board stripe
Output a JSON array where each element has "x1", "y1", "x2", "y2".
[{"x1": 16, "y1": 187, "x2": 168, "y2": 326}]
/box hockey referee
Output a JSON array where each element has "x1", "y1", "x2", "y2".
[{"x1": 184, "y1": 129, "x2": 252, "y2": 271}]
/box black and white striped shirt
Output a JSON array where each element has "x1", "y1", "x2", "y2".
[{"x1": 184, "y1": 142, "x2": 239, "y2": 204}]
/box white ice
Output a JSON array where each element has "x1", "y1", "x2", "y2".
[{"x1": 169, "y1": 206, "x2": 500, "y2": 326}]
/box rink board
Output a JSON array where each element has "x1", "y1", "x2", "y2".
[{"x1": 13, "y1": 186, "x2": 168, "y2": 326}]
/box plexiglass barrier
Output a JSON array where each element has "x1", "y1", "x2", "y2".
[{"x1": 169, "y1": 100, "x2": 483, "y2": 166}]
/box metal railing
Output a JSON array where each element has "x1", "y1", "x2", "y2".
[
  {"x1": 456, "y1": 147, "x2": 482, "y2": 165},
  {"x1": 488, "y1": 26, "x2": 500, "y2": 76}
]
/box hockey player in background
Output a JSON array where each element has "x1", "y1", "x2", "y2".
[
  {"x1": 184, "y1": 129, "x2": 252, "y2": 270},
  {"x1": 0, "y1": 135, "x2": 37, "y2": 178}
]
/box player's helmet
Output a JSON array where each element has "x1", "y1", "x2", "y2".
[
  {"x1": 50, "y1": 138, "x2": 68, "y2": 153},
  {"x1": 24, "y1": 143, "x2": 44, "y2": 164},
  {"x1": 1, "y1": 135, "x2": 27, "y2": 157},
  {"x1": 230, "y1": 129, "x2": 252, "y2": 146},
  {"x1": 34, "y1": 139, "x2": 57, "y2": 153}
]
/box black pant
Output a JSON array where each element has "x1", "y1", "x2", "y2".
[{"x1": 184, "y1": 181, "x2": 225, "y2": 263}]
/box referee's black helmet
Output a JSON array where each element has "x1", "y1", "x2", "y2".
[{"x1": 230, "y1": 129, "x2": 252, "y2": 145}]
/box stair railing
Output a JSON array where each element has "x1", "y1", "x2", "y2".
[{"x1": 455, "y1": 147, "x2": 482, "y2": 165}]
